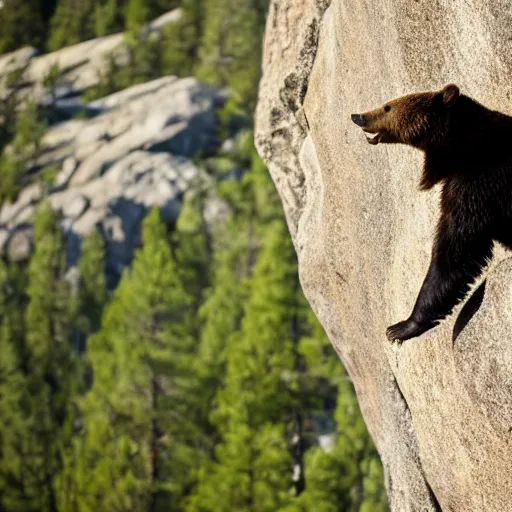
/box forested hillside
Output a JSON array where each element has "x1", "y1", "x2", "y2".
[{"x1": 0, "y1": 1, "x2": 388, "y2": 510}]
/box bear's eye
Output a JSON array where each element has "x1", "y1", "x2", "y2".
[{"x1": 384, "y1": 105, "x2": 391, "y2": 113}]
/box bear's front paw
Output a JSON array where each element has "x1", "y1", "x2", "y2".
[{"x1": 386, "y1": 318, "x2": 439, "y2": 342}]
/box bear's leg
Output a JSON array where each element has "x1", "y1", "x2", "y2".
[{"x1": 386, "y1": 219, "x2": 493, "y2": 342}]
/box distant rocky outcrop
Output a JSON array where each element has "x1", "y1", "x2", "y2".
[
  {"x1": 0, "y1": 21, "x2": 225, "y2": 282},
  {"x1": 0, "y1": 10, "x2": 182, "y2": 113},
  {"x1": 256, "y1": 1, "x2": 512, "y2": 511}
]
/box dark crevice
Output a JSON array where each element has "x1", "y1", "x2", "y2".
[
  {"x1": 390, "y1": 376, "x2": 444, "y2": 511},
  {"x1": 452, "y1": 280, "x2": 486, "y2": 343},
  {"x1": 424, "y1": 477, "x2": 443, "y2": 512},
  {"x1": 279, "y1": 16, "x2": 322, "y2": 115},
  {"x1": 391, "y1": 375, "x2": 411, "y2": 416},
  {"x1": 298, "y1": 19, "x2": 320, "y2": 106}
]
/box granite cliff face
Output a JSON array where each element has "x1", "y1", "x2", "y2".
[{"x1": 256, "y1": 2, "x2": 512, "y2": 510}]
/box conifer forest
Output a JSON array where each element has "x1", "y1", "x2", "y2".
[{"x1": 0, "y1": 1, "x2": 388, "y2": 510}]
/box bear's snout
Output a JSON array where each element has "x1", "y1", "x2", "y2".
[{"x1": 351, "y1": 114, "x2": 366, "y2": 127}]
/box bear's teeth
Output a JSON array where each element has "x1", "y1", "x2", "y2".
[{"x1": 365, "y1": 132, "x2": 380, "y2": 145}]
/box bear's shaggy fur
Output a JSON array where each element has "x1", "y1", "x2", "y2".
[{"x1": 352, "y1": 84, "x2": 512, "y2": 342}]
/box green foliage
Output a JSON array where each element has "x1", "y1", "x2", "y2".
[
  {"x1": 0, "y1": 154, "x2": 22, "y2": 204},
  {"x1": 0, "y1": 102, "x2": 47, "y2": 204},
  {"x1": 0, "y1": 204, "x2": 80, "y2": 512},
  {"x1": 12, "y1": 103, "x2": 46, "y2": 159},
  {"x1": 42, "y1": 63, "x2": 61, "y2": 108},
  {"x1": 0, "y1": 0, "x2": 184, "y2": 54},
  {"x1": 197, "y1": 0, "x2": 268, "y2": 115},
  {"x1": 0, "y1": 3, "x2": 389, "y2": 512},
  {"x1": 194, "y1": 218, "x2": 248, "y2": 426},
  {"x1": 297, "y1": 379, "x2": 389, "y2": 512},
  {"x1": 74, "y1": 209, "x2": 203, "y2": 511},
  {"x1": 0, "y1": 0, "x2": 47, "y2": 53},
  {"x1": 173, "y1": 193, "x2": 210, "y2": 308},
  {"x1": 189, "y1": 219, "x2": 298, "y2": 512},
  {"x1": 125, "y1": 0, "x2": 149, "y2": 36},
  {"x1": 160, "y1": 0, "x2": 204, "y2": 76},
  {"x1": 48, "y1": 0, "x2": 97, "y2": 51},
  {"x1": 26, "y1": 205, "x2": 74, "y2": 359},
  {"x1": 76, "y1": 230, "x2": 107, "y2": 340},
  {"x1": 0, "y1": 261, "x2": 29, "y2": 512},
  {"x1": 95, "y1": 0, "x2": 124, "y2": 36}
]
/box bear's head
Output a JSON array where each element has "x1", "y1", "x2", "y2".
[{"x1": 351, "y1": 84, "x2": 460, "y2": 149}]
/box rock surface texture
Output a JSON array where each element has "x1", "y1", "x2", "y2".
[{"x1": 256, "y1": 2, "x2": 512, "y2": 511}]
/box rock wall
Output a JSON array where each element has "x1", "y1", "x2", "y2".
[{"x1": 256, "y1": 1, "x2": 512, "y2": 510}]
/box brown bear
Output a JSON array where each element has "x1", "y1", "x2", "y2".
[{"x1": 351, "y1": 84, "x2": 512, "y2": 342}]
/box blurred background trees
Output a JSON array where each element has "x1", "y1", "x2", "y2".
[{"x1": 0, "y1": 1, "x2": 388, "y2": 510}]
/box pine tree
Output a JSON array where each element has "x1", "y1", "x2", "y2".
[
  {"x1": 14, "y1": 103, "x2": 46, "y2": 156},
  {"x1": 124, "y1": 0, "x2": 149, "y2": 35},
  {"x1": 9, "y1": 204, "x2": 79, "y2": 512},
  {"x1": 48, "y1": 0, "x2": 96, "y2": 51},
  {"x1": 0, "y1": 0, "x2": 46, "y2": 53},
  {"x1": 0, "y1": 102, "x2": 47, "y2": 204},
  {"x1": 94, "y1": 0, "x2": 125, "y2": 36},
  {"x1": 74, "y1": 230, "x2": 108, "y2": 351},
  {"x1": 194, "y1": 133, "x2": 285, "y2": 435},
  {"x1": 0, "y1": 334, "x2": 27, "y2": 512},
  {"x1": 296, "y1": 379, "x2": 389, "y2": 512},
  {"x1": 0, "y1": 261, "x2": 30, "y2": 511},
  {"x1": 194, "y1": 233, "x2": 247, "y2": 433},
  {"x1": 189, "y1": 219, "x2": 303, "y2": 512},
  {"x1": 74, "y1": 208, "x2": 203, "y2": 512},
  {"x1": 173, "y1": 194, "x2": 210, "y2": 311},
  {"x1": 160, "y1": 0, "x2": 204, "y2": 77},
  {"x1": 333, "y1": 380, "x2": 388, "y2": 511},
  {"x1": 197, "y1": 0, "x2": 268, "y2": 115}
]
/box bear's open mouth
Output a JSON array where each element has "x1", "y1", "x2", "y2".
[{"x1": 363, "y1": 130, "x2": 381, "y2": 145}]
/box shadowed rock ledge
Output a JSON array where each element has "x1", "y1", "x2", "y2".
[{"x1": 255, "y1": 1, "x2": 512, "y2": 510}]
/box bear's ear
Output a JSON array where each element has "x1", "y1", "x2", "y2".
[{"x1": 441, "y1": 84, "x2": 460, "y2": 107}]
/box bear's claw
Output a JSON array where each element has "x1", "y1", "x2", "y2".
[{"x1": 386, "y1": 318, "x2": 439, "y2": 342}]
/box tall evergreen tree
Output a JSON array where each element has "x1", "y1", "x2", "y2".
[
  {"x1": 94, "y1": 0, "x2": 125, "y2": 37},
  {"x1": 160, "y1": 0, "x2": 204, "y2": 77},
  {"x1": 47, "y1": 0, "x2": 96, "y2": 51},
  {"x1": 188, "y1": 220, "x2": 303, "y2": 512},
  {"x1": 195, "y1": 133, "x2": 286, "y2": 428},
  {"x1": 0, "y1": 0, "x2": 47, "y2": 53},
  {"x1": 194, "y1": 229, "x2": 247, "y2": 433},
  {"x1": 296, "y1": 379, "x2": 388, "y2": 512},
  {"x1": 74, "y1": 208, "x2": 203, "y2": 512},
  {"x1": 6, "y1": 204, "x2": 79, "y2": 512},
  {"x1": 124, "y1": 0, "x2": 148, "y2": 35},
  {"x1": 0, "y1": 102, "x2": 47, "y2": 204},
  {"x1": 197, "y1": 0, "x2": 268, "y2": 114},
  {"x1": 0, "y1": 261, "x2": 29, "y2": 512},
  {"x1": 173, "y1": 194, "x2": 210, "y2": 311},
  {"x1": 73, "y1": 230, "x2": 108, "y2": 353}
]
